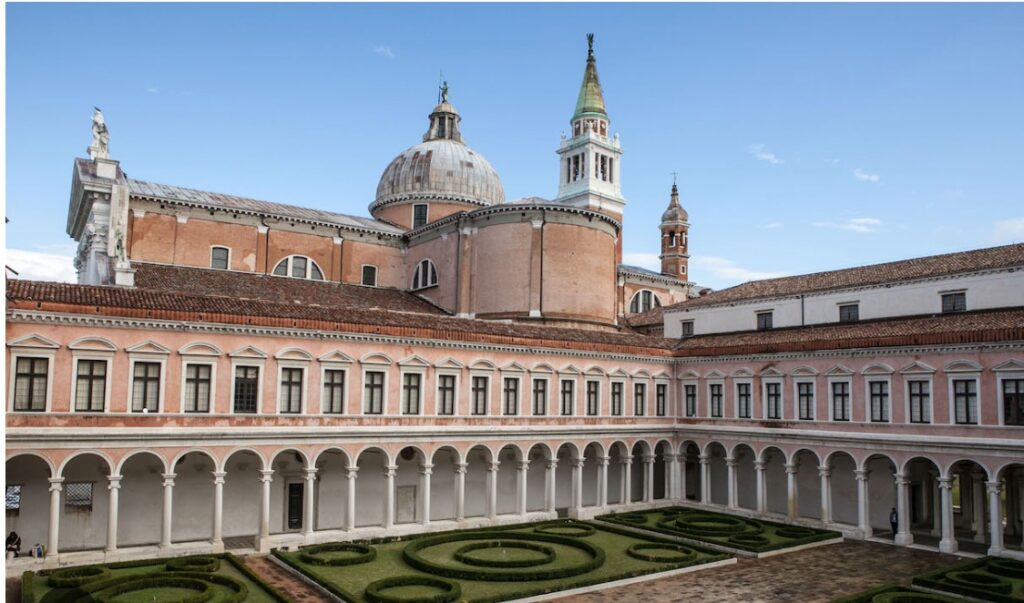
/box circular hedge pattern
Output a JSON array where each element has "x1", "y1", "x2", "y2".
[
  {"x1": 403, "y1": 531, "x2": 605, "y2": 581},
  {"x1": 728, "y1": 534, "x2": 771, "y2": 547},
  {"x1": 616, "y1": 513, "x2": 649, "y2": 524},
  {"x1": 300, "y1": 542, "x2": 377, "y2": 566},
  {"x1": 453, "y1": 541, "x2": 556, "y2": 568},
  {"x1": 89, "y1": 576, "x2": 215, "y2": 603},
  {"x1": 871, "y1": 592, "x2": 959, "y2": 603},
  {"x1": 775, "y1": 527, "x2": 815, "y2": 539},
  {"x1": 625, "y1": 543, "x2": 696, "y2": 564},
  {"x1": 48, "y1": 565, "x2": 113, "y2": 588},
  {"x1": 364, "y1": 575, "x2": 462, "y2": 603},
  {"x1": 533, "y1": 522, "x2": 596, "y2": 537},
  {"x1": 986, "y1": 557, "x2": 1024, "y2": 579},
  {"x1": 666, "y1": 514, "x2": 751, "y2": 536},
  {"x1": 166, "y1": 556, "x2": 221, "y2": 572},
  {"x1": 943, "y1": 571, "x2": 1012, "y2": 594}
]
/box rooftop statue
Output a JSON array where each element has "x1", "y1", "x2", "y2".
[{"x1": 89, "y1": 107, "x2": 110, "y2": 160}]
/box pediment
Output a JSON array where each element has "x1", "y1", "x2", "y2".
[
  {"x1": 68, "y1": 336, "x2": 117, "y2": 352},
  {"x1": 899, "y1": 360, "x2": 937, "y2": 374},
  {"x1": 7, "y1": 333, "x2": 60, "y2": 350},
  {"x1": 469, "y1": 359, "x2": 497, "y2": 371},
  {"x1": 584, "y1": 365, "x2": 606, "y2": 376},
  {"x1": 704, "y1": 369, "x2": 726, "y2": 379},
  {"x1": 993, "y1": 359, "x2": 1024, "y2": 372},
  {"x1": 398, "y1": 354, "x2": 431, "y2": 367},
  {"x1": 126, "y1": 340, "x2": 172, "y2": 355},
  {"x1": 318, "y1": 350, "x2": 355, "y2": 364},
  {"x1": 944, "y1": 359, "x2": 983, "y2": 373},
  {"x1": 790, "y1": 365, "x2": 819, "y2": 377},
  {"x1": 653, "y1": 370, "x2": 672, "y2": 380},
  {"x1": 179, "y1": 342, "x2": 223, "y2": 357},
  {"x1": 632, "y1": 369, "x2": 652, "y2": 379},
  {"x1": 275, "y1": 347, "x2": 313, "y2": 361},
  {"x1": 360, "y1": 353, "x2": 393, "y2": 365},
  {"x1": 530, "y1": 363, "x2": 555, "y2": 374},
  {"x1": 759, "y1": 367, "x2": 784, "y2": 378},
  {"x1": 824, "y1": 364, "x2": 855, "y2": 377},
  {"x1": 501, "y1": 361, "x2": 527, "y2": 373},
  {"x1": 229, "y1": 345, "x2": 268, "y2": 359},
  {"x1": 678, "y1": 368, "x2": 701, "y2": 380},
  {"x1": 434, "y1": 357, "x2": 465, "y2": 370},
  {"x1": 558, "y1": 364, "x2": 582, "y2": 375},
  {"x1": 860, "y1": 363, "x2": 894, "y2": 375},
  {"x1": 730, "y1": 367, "x2": 754, "y2": 378}
]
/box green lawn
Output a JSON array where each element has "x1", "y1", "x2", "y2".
[
  {"x1": 597, "y1": 506, "x2": 841, "y2": 553},
  {"x1": 912, "y1": 556, "x2": 1024, "y2": 603},
  {"x1": 274, "y1": 519, "x2": 731, "y2": 603},
  {"x1": 23, "y1": 554, "x2": 288, "y2": 603}
]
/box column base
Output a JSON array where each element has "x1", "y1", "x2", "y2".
[
  {"x1": 939, "y1": 539, "x2": 958, "y2": 554},
  {"x1": 211, "y1": 540, "x2": 225, "y2": 554},
  {"x1": 104, "y1": 546, "x2": 117, "y2": 554},
  {"x1": 894, "y1": 533, "x2": 914, "y2": 546},
  {"x1": 860, "y1": 527, "x2": 873, "y2": 539},
  {"x1": 988, "y1": 545, "x2": 1004, "y2": 557}
]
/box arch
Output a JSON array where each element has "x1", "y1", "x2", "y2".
[
  {"x1": 530, "y1": 363, "x2": 555, "y2": 374},
  {"x1": 115, "y1": 449, "x2": 170, "y2": 476},
  {"x1": 272, "y1": 255, "x2": 325, "y2": 280},
  {"x1": 430, "y1": 445, "x2": 463, "y2": 466},
  {"x1": 354, "y1": 445, "x2": 393, "y2": 466},
  {"x1": 360, "y1": 353, "x2": 393, "y2": 366},
  {"x1": 396, "y1": 445, "x2": 429, "y2": 464},
  {"x1": 167, "y1": 450, "x2": 218, "y2": 544},
  {"x1": 553, "y1": 441, "x2": 581, "y2": 460},
  {"x1": 314, "y1": 446, "x2": 352, "y2": 468},
  {"x1": 859, "y1": 451, "x2": 898, "y2": 473},
  {"x1": 701, "y1": 440, "x2": 725, "y2": 457},
  {"x1": 996, "y1": 459, "x2": 1024, "y2": 480},
  {"x1": 219, "y1": 447, "x2": 267, "y2": 472},
  {"x1": 58, "y1": 450, "x2": 115, "y2": 477},
  {"x1": 861, "y1": 363, "x2": 895, "y2": 375},
  {"x1": 943, "y1": 457, "x2": 992, "y2": 479},
  {"x1": 5, "y1": 453, "x2": 54, "y2": 550},
  {"x1": 178, "y1": 342, "x2": 223, "y2": 357},
  {"x1": 607, "y1": 440, "x2": 630, "y2": 458},
  {"x1": 495, "y1": 443, "x2": 525, "y2": 463},
  {"x1": 582, "y1": 441, "x2": 606, "y2": 458},
  {"x1": 758, "y1": 445, "x2": 788, "y2": 465},
  {"x1": 791, "y1": 448, "x2": 821, "y2": 467},
  {"x1": 270, "y1": 448, "x2": 310, "y2": 469},
  {"x1": 274, "y1": 347, "x2": 314, "y2": 361},
  {"x1": 469, "y1": 359, "x2": 498, "y2": 371},
  {"x1": 412, "y1": 258, "x2": 439, "y2": 290},
  {"x1": 6, "y1": 451, "x2": 56, "y2": 476},
  {"x1": 628, "y1": 289, "x2": 663, "y2": 314},
  {"x1": 67, "y1": 336, "x2": 117, "y2": 352},
  {"x1": 944, "y1": 359, "x2": 983, "y2": 373}
]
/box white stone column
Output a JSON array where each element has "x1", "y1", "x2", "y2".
[
  {"x1": 855, "y1": 469, "x2": 872, "y2": 538},
  {"x1": 487, "y1": 461, "x2": 500, "y2": 519},
  {"x1": 785, "y1": 463, "x2": 799, "y2": 519},
  {"x1": 345, "y1": 466, "x2": 358, "y2": 531},
  {"x1": 455, "y1": 462, "x2": 468, "y2": 520},
  {"x1": 597, "y1": 456, "x2": 610, "y2": 507},
  {"x1": 384, "y1": 464, "x2": 397, "y2": 529},
  {"x1": 819, "y1": 465, "x2": 832, "y2": 524},
  {"x1": 753, "y1": 460, "x2": 767, "y2": 514},
  {"x1": 972, "y1": 472, "x2": 986, "y2": 543},
  {"x1": 303, "y1": 468, "x2": 317, "y2": 538},
  {"x1": 105, "y1": 475, "x2": 121, "y2": 552},
  {"x1": 643, "y1": 455, "x2": 655, "y2": 502},
  {"x1": 572, "y1": 458, "x2": 585, "y2": 510},
  {"x1": 212, "y1": 471, "x2": 226, "y2": 552},
  {"x1": 545, "y1": 459, "x2": 558, "y2": 513},
  {"x1": 48, "y1": 477, "x2": 63, "y2": 557},
  {"x1": 161, "y1": 473, "x2": 176, "y2": 548},
  {"x1": 420, "y1": 463, "x2": 433, "y2": 525},
  {"x1": 894, "y1": 472, "x2": 912, "y2": 546},
  {"x1": 258, "y1": 469, "x2": 273, "y2": 552},
  {"x1": 725, "y1": 456, "x2": 738, "y2": 509},
  {"x1": 665, "y1": 454, "x2": 676, "y2": 500},
  {"x1": 938, "y1": 476, "x2": 958, "y2": 554},
  {"x1": 516, "y1": 461, "x2": 529, "y2": 516},
  {"x1": 622, "y1": 456, "x2": 633, "y2": 504},
  {"x1": 987, "y1": 480, "x2": 1005, "y2": 556},
  {"x1": 699, "y1": 454, "x2": 711, "y2": 505},
  {"x1": 678, "y1": 454, "x2": 688, "y2": 502},
  {"x1": 930, "y1": 471, "x2": 942, "y2": 537}
]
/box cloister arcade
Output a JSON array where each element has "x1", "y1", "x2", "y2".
[{"x1": 6, "y1": 436, "x2": 1023, "y2": 569}]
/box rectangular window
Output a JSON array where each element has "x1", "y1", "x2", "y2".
[
  {"x1": 532, "y1": 378, "x2": 547, "y2": 416},
  {"x1": 363, "y1": 371, "x2": 385, "y2": 414},
  {"x1": 504, "y1": 377, "x2": 519, "y2": 416},
  {"x1": 869, "y1": 381, "x2": 889, "y2": 422},
  {"x1": 131, "y1": 361, "x2": 162, "y2": 413},
  {"x1": 184, "y1": 364, "x2": 212, "y2": 413},
  {"x1": 839, "y1": 304, "x2": 859, "y2": 323},
  {"x1": 278, "y1": 367, "x2": 303, "y2": 414},
  {"x1": 211, "y1": 247, "x2": 229, "y2": 270},
  {"x1": 413, "y1": 204, "x2": 428, "y2": 228},
  {"x1": 611, "y1": 382, "x2": 623, "y2": 416},
  {"x1": 361, "y1": 265, "x2": 378, "y2": 287},
  {"x1": 656, "y1": 383, "x2": 667, "y2": 417},
  {"x1": 75, "y1": 359, "x2": 107, "y2": 412},
  {"x1": 680, "y1": 320, "x2": 694, "y2": 337},
  {"x1": 908, "y1": 380, "x2": 931, "y2": 424},
  {"x1": 832, "y1": 381, "x2": 850, "y2": 421},
  {"x1": 402, "y1": 373, "x2": 422, "y2": 415},
  {"x1": 798, "y1": 382, "x2": 815, "y2": 420},
  {"x1": 233, "y1": 366, "x2": 259, "y2": 413},
  {"x1": 634, "y1": 383, "x2": 646, "y2": 416},
  {"x1": 64, "y1": 482, "x2": 93, "y2": 511},
  {"x1": 736, "y1": 383, "x2": 751, "y2": 418},
  {"x1": 684, "y1": 384, "x2": 696, "y2": 417},
  {"x1": 953, "y1": 379, "x2": 977, "y2": 424},
  {"x1": 437, "y1": 375, "x2": 456, "y2": 415},
  {"x1": 1003, "y1": 379, "x2": 1024, "y2": 426},
  {"x1": 586, "y1": 381, "x2": 599, "y2": 416},
  {"x1": 323, "y1": 369, "x2": 345, "y2": 414},
  {"x1": 560, "y1": 379, "x2": 574, "y2": 416},
  {"x1": 765, "y1": 382, "x2": 781, "y2": 419},
  {"x1": 756, "y1": 311, "x2": 773, "y2": 330},
  {"x1": 709, "y1": 384, "x2": 722, "y2": 418},
  {"x1": 942, "y1": 292, "x2": 966, "y2": 313},
  {"x1": 13, "y1": 357, "x2": 48, "y2": 412},
  {"x1": 5, "y1": 485, "x2": 21, "y2": 514},
  {"x1": 472, "y1": 376, "x2": 488, "y2": 415}
]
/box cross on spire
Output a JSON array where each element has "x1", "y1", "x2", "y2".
[{"x1": 671, "y1": 171, "x2": 678, "y2": 185}]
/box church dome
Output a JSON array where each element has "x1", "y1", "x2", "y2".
[
  {"x1": 661, "y1": 183, "x2": 688, "y2": 223},
  {"x1": 372, "y1": 99, "x2": 504, "y2": 211}
]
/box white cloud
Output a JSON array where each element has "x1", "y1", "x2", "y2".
[
  {"x1": 812, "y1": 217, "x2": 884, "y2": 234},
  {"x1": 372, "y1": 45, "x2": 395, "y2": 59},
  {"x1": 853, "y1": 168, "x2": 880, "y2": 183},
  {"x1": 747, "y1": 143, "x2": 783, "y2": 165},
  {"x1": 761, "y1": 222, "x2": 783, "y2": 229},
  {"x1": 146, "y1": 87, "x2": 159, "y2": 94},
  {"x1": 5, "y1": 249, "x2": 76, "y2": 282},
  {"x1": 689, "y1": 255, "x2": 789, "y2": 286},
  {"x1": 621, "y1": 252, "x2": 660, "y2": 272},
  {"x1": 993, "y1": 217, "x2": 1024, "y2": 243}
]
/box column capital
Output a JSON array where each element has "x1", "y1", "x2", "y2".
[
  {"x1": 573, "y1": 458, "x2": 586, "y2": 469},
  {"x1": 698, "y1": 454, "x2": 711, "y2": 465},
  {"x1": 596, "y1": 455, "x2": 611, "y2": 467},
  {"x1": 546, "y1": 460, "x2": 558, "y2": 470},
  {"x1": 784, "y1": 463, "x2": 799, "y2": 474},
  {"x1": 455, "y1": 462, "x2": 469, "y2": 474},
  {"x1": 304, "y1": 467, "x2": 318, "y2": 480},
  {"x1": 938, "y1": 477, "x2": 955, "y2": 489},
  {"x1": 854, "y1": 469, "x2": 871, "y2": 481},
  {"x1": 419, "y1": 463, "x2": 435, "y2": 474},
  {"x1": 48, "y1": 477, "x2": 64, "y2": 491},
  {"x1": 818, "y1": 466, "x2": 832, "y2": 478},
  {"x1": 384, "y1": 464, "x2": 398, "y2": 477},
  {"x1": 345, "y1": 466, "x2": 359, "y2": 479},
  {"x1": 259, "y1": 469, "x2": 274, "y2": 482},
  {"x1": 986, "y1": 480, "x2": 1004, "y2": 495},
  {"x1": 621, "y1": 455, "x2": 634, "y2": 465},
  {"x1": 753, "y1": 460, "x2": 766, "y2": 471},
  {"x1": 212, "y1": 471, "x2": 227, "y2": 484},
  {"x1": 107, "y1": 475, "x2": 123, "y2": 488},
  {"x1": 161, "y1": 472, "x2": 177, "y2": 487},
  {"x1": 893, "y1": 472, "x2": 909, "y2": 486},
  {"x1": 517, "y1": 460, "x2": 531, "y2": 471},
  {"x1": 724, "y1": 456, "x2": 737, "y2": 468},
  {"x1": 487, "y1": 461, "x2": 501, "y2": 473},
  {"x1": 642, "y1": 454, "x2": 656, "y2": 464}
]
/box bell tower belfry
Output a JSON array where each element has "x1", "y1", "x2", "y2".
[
  {"x1": 554, "y1": 34, "x2": 626, "y2": 217},
  {"x1": 659, "y1": 181, "x2": 690, "y2": 279}
]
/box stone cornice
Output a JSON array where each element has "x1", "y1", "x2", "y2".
[{"x1": 672, "y1": 341, "x2": 1024, "y2": 366}]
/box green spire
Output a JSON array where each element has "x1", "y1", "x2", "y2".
[{"x1": 572, "y1": 33, "x2": 607, "y2": 120}]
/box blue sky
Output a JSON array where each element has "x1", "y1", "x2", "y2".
[{"x1": 7, "y1": 3, "x2": 1024, "y2": 289}]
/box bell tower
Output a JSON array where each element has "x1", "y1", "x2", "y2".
[
  {"x1": 659, "y1": 182, "x2": 690, "y2": 280},
  {"x1": 554, "y1": 34, "x2": 626, "y2": 217}
]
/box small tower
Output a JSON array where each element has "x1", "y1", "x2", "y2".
[
  {"x1": 554, "y1": 34, "x2": 626, "y2": 216},
  {"x1": 659, "y1": 182, "x2": 690, "y2": 279}
]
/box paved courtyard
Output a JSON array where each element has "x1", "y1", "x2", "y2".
[{"x1": 556, "y1": 540, "x2": 961, "y2": 603}]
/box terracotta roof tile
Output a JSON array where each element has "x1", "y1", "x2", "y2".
[{"x1": 669, "y1": 243, "x2": 1024, "y2": 310}]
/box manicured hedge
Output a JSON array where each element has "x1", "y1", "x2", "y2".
[
  {"x1": 453, "y1": 541, "x2": 556, "y2": 568},
  {"x1": 300, "y1": 542, "x2": 377, "y2": 566},
  {"x1": 533, "y1": 522, "x2": 596, "y2": 537},
  {"x1": 830, "y1": 584, "x2": 961, "y2": 603},
  {"x1": 625, "y1": 543, "x2": 696, "y2": 563},
  {"x1": 47, "y1": 566, "x2": 113, "y2": 588},
  {"x1": 90, "y1": 575, "x2": 215, "y2": 603},
  {"x1": 364, "y1": 575, "x2": 461, "y2": 603},
  {"x1": 166, "y1": 555, "x2": 221, "y2": 573},
  {"x1": 912, "y1": 556, "x2": 1023, "y2": 603}
]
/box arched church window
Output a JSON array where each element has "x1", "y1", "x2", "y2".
[
  {"x1": 272, "y1": 256, "x2": 324, "y2": 280},
  {"x1": 629, "y1": 290, "x2": 662, "y2": 314},
  {"x1": 412, "y1": 259, "x2": 438, "y2": 290}
]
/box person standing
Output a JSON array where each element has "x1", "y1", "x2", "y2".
[{"x1": 889, "y1": 507, "x2": 899, "y2": 537}]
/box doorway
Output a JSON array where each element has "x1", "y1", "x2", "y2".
[{"x1": 287, "y1": 482, "x2": 304, "y2": 531}]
